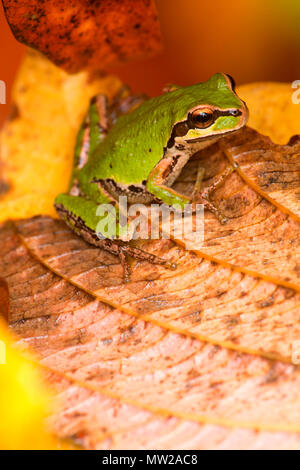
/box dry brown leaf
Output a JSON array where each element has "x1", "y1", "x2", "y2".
[
  {"x1": 1, "y1": 221, "x2": 300, "y2": 450},
  {"x1": 43, "y1": 370, "x2": 300, "y2": 450},
  {"x1": 2, "y1": 0, "x2": 162, "y2": 73},
  {"x1": 8, "y1": 215, "x2": 300, "y2": 363},
  {"x1": 222, "y1": 126, "x2": 300, "y2": 218},
  {"x1": 0, "y1": 278, "x2": 9, "y2": 322},
  {"x1": 169, "y1": 132, "x2": 300, "y2": 291}
]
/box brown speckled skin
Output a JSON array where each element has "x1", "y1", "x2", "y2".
[{"x1": 2, "y1": 0, "x2": 162, "y2": 73}]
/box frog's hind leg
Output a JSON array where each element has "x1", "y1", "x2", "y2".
[
  {"x1": 115, "y1": 242, "x2": 177, "y2": 282},
  {"x1": 107, "y1": 85, "x2": 147, "y2": 125},
  {"x1": 55, "y1": 194, "x2": 176, "y2": 282},
  {"x1": 69, "y1": 89, "x2": 147, "y2": 197},
  {"x1": 69, "y1": 94, "x2": 110, "y2": 195}
]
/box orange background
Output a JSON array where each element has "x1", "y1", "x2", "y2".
[{"x1": 1, "y1": 0, "x2": 300, "y2": 126}]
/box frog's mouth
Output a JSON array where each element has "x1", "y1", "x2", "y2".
[{"x1": 185, "y1": 123, "x2": 245, "y2": 144}]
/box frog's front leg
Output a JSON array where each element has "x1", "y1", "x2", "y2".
[
  {"x1": 147, "y1": 156, "x2": 191, "y2": 209},
  {"x1": 147, "y1": 156, "x2": 230, "y2": 224},
  {"x1": 55, "y1": 194, "x2": 176, "y2": 282},
  {"x1": 192, "y1": 165, "x2": 205, "y2": 200}
]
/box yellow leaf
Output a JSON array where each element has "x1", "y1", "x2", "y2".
[
  {"x1": 0, "y1": 319, "x2": 58, "y2": 449},
  {"x1": 0, "y1": 49, "x2": 122, "y2": 222},
  {"x1": 238, "y1": 82, "x2": 300, "y2": 144}
]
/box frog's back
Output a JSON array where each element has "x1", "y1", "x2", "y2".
[
  {"x1": 82, "y1": 77, "x2": 242, "y2": 184},
  {"x1": 82, "y1": 92, "x2": 181, "y2": 185}
]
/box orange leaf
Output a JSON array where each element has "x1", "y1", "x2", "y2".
[{"x1": 2, "y1": 0, "x2": 162, "y2": 73}]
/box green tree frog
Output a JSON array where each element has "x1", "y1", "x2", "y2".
[{"x1": 55, "y1": 73, "x2": 248, "y2": 280}]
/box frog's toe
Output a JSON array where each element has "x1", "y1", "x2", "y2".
[{"x1": 119, "y1": 249, "x2": 131, "y2": 282}]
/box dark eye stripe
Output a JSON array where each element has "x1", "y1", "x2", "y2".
[
  {"x1": 167, "y1": 108, "x2": 242, "y2": 147},
  {"x1": 187, "y1": 108, "x2": 241, "y2": 129},
  {"x1": 167, "y1": 121, "x2": 189, "y2": 148}
]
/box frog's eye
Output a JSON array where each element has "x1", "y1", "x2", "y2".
[{"x1": 189, "y1": 108, "x2": 215, "y2": 129}]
